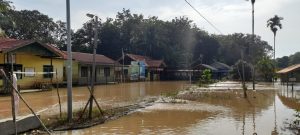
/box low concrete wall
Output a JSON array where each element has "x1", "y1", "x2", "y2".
[{"x1": 0, "y1": 115, "x2": 41, "y2": 135}]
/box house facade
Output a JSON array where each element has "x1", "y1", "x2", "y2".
[
  {"x1": 64, "y1": 52, "x2": 116, "y2": 85},
  {"x1": 0, "y1": 38, "x2": 65, "y2": 92},
  {"x1": 277, "y1": 64, "x2": 300, "y2": 83},
  {"x1": 117, "y1": 53, "x2": 167, "y2": 81}
]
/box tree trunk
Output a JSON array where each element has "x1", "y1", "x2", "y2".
[{"x1": 273, "y1": 34, "x2": 276, "y2": 61}]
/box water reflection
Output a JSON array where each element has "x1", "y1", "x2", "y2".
[
  {"x1": 56, "y1": 82, "x2": 299, "y2": 135},
  {"x1": 0, "y1": 81, "x2": 188, "y2": 119}
]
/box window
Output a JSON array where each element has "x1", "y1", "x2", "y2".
[
  {"x1": 124, "y1": 69, "x2": 128, "y2": 75},
  {"x1": 24, "y1": 67, "x2": 35, "y2": 77},
  {"x1": 104, "y1": 67, "x2": 110, "y2": 77},
  {"x1": 145, "y1": 69, "x2": 148, "y2": 77},
  {"x1": 43, "y1": 65, "x2": 53, "y2": 78},
  {"x1": 81, "y1": 66, "x2": 88, "y2": 77}
]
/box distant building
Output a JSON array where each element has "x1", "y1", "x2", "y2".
[
  {"x1": 163, "y1": 61, "x2": 231, "y2": 81},
  {"x1": 210, "y1": 61, "x2": 232, "y2": 79},
  {"x1": 0, "y1": 38, "x2": 65, "y2": 92},
  {"x1": 277, "y1": 64, "x2": 300, "y2": 83},
  {"x1": 63, "y1": 51, "x2": 116, "y2": 85},
  {"x1": 117, "y1": 53, "x2": 167, "y2": 81}
]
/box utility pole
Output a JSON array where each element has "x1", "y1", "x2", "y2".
[
  {"x1": 88, "y1": 14, "x2": 98, "y2": 119},
  {"x1": 241, "y1": 50, "x2": 247, "y2": 98},
  {"x1": 251, "y1": 0, "x2": 256, "y2": 90},
  {"x1": 122, "y1": 48, "x2": 124, "y2": 83},
  {"x1": 66, "y1": 0, "x2": 73, "y2": 122}
]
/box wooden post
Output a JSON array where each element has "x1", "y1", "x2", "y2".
[
  {"x1": 9, "y1": 53, "x2": 17, "y2": 135},
  {"x1": 286, "y1": 74, "x2": 289, "y2": 90},
  {"x1": 11, "y1": 74, "x2": 17, "y2": 135},
  {"x1": 56, "y1": 69, "x2": 62, "y2": 118},
  {"x1": 0, "y1": 69, "x2": 51, "y2": 134}
]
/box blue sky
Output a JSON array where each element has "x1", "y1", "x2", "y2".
[{"x1": 11, "y1": 0, "x2": 300, "y2": 58}]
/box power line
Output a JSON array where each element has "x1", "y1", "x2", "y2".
[{"x1": 184, "y1": 0, "x2": 223, "y2": 34}]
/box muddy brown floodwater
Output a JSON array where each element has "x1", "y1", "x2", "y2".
[
  {"x1": 0, "y1": 81, "x2": 188, "y2": 119},
  {"x1": 54, "y1": 82, "x2": 300, "y2": 135}
]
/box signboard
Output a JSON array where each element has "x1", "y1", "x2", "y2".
[
  {"x1": 130, "y1": 61, "x2": 139, "y2": 81},
  {"x1": 139, "y1": 61, "x2": 146, "y2": 79}
]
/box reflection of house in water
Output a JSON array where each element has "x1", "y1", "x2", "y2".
[
  {"x1": 64, "y1": 51, "x2": 116, "y2": 85},
  {"x1": 0, "y1": 38, "x2": 65, "y2": 93},
  {"x1": 278, "y1": 94, "x2": 300, "y2": 110},
  {"x1": 117, "y1": 53, "x2": 167, "y2": 81}
]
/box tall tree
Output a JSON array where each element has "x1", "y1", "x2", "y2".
[
  {"x1": 0, "y1": 0, "x2": 13, "y2": 37},
  {"x1": 256, "y1": 56, "x2": 275, "y2": 82},
  {"x1": 1, "y1": 9, "x2": 57, "y2": 43},
  {"x1": 71, "y1": 19, "x2": 100, "y2": 53},
  {"x1": 267, "y1": 15, "x2": 283, "y2": 60}
]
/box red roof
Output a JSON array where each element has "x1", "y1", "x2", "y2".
[
  {"x1": 0, "y1": 38, "x2": 33, "y2": 52},
  {"x1": 0, "y1": 38, "x2": 65, "y2": 58},
  {"x1": 147, "y1": 60, "x2": 167, "y2": 68},
  {"x1": 123, "y1": 53, "x2": 166, "y2": 68},
  {"x1": 64, "y1": 51, "x2": 116, "y2": 65},
  {"x1": 126, "y1": 53, "x2": 151, "y2": 61}
]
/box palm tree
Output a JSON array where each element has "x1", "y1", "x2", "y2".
[{"x1": 267, "y1": 15, "x2": 283, "y2": 61}]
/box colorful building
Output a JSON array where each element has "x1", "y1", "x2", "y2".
[
  {"x1": 0, "y1": 38, "x2": 65, "y2": 92},
  {"x1": 117, "y1": 53, "x2": 167, "y2": 81}
]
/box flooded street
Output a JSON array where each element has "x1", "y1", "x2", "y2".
[
  {"x1": 0, "y1": 81, "x2": 188, "y2": 119},
  {"x1": 55, "y1": 82, "x2": 300, "y2": 135},
  {"x1": 1, "y1": 81, "x2": 300, "y2": 134}
]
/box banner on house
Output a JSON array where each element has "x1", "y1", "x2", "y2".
[
  {"x1": 139, "y1": 61, "x2": 146, "y2": 79},
  {"x1": 130, "y1": 61, "x2": 139, "y2": 81}
]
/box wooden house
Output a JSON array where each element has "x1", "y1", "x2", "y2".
[
  {"x1": 64, "y1": 51, "x2": 116, "y2": 85},
  {"x1": 0, "y1": 38, "x2": 65, "y2": 92}
]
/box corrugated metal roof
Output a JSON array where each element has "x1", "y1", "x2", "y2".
[
  {"x1": 121, "y1": 53, "x2": 167, "y2": 68},
  {"x1": 193, "y1": 64, "x2": 218, "y2": 71},
  {"x1": 210, "y1": 61, "x2": 231, "y2": 70},
  {"x1": 0, "y1": 38, "x2": 65, "y2": 58},
  {"x1": 63, "y1": 51, "x2": 116, "y2": 65},
  {"x1": 277, "y1": 64, "x2": 300, "y2": 74}
]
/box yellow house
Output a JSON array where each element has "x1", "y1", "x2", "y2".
[{"x1": 0, "y1": 38, "x2": 65, "y2": 92}]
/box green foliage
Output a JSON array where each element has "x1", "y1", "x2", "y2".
[
  {"x1": 1, "y1": 9, "x2": 57, "y2": 43},
  {"x1": 199, "y1": 69, "x2": 212, "y2": 86},
  {"x1": 267, "y1": 15, "x2": 283, "y2": 36},
  {"x1": 214, "y1": 33, "x2": 272, "y2": 66},
  {"x1": 0, "y1": 4, "x2": 273, "y2": 70},
  {"x1": 276, "y1": 56, "x2": 289, "y2": 68},
  {"x1": 256, "y1": 57, "x2": 275, "y2": 82},
  {"x1": 276, "y1": 52, "x2": 300, "y2": 68},
  {"x1": 232, "y1": 60, "x2": 252, "y2": 81},
  {"x1": 289, "y1": 109, "x2": 300, "y2": 134},
  {"x1": 0, "y1": 0, "x2": 13, "y2": 37}
]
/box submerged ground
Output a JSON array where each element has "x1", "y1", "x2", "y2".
[{"x1": 0, "y1": 81, "x2": 299, "y2": 134}]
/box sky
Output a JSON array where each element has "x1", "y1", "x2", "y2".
[{"x1": 10, "y1": 0, "x2": 300, "y2": 58}]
